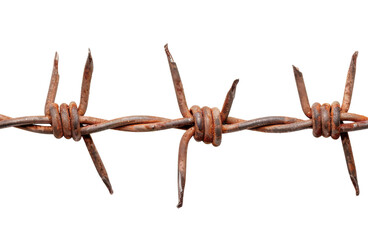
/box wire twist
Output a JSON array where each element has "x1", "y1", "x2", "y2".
[{"x1": 0, "y1": 45, "x2": 366, "y2": 208}]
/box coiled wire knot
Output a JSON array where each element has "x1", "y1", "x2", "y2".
[
  {"x1": 47, "y1": 102, "x2": 81, "y2": 141},
  {"x1": 190, "y1": 105, "x2": 222, "y2": 146},
  {"x1": 311, "y1": 102, "x2": 341, "y2": 139}
]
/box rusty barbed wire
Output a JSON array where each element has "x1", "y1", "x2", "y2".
[{"x1": 0, "y1": 45, "x2": 367, "y2": 208}]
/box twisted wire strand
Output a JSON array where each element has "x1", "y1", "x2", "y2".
[
  {"x1": 0, "y1": 45, "x2": 366, "y2": 208},
  {"x1": 2, "y1": 113, "x2": 368, "y2": 134}
]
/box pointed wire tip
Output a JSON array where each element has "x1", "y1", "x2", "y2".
[
  {"x1": 351, "y1": 51, "x2": 358, "y2": 64},
  {"x1": 164, "y1": 43, "x2": 174, "y2": 62},
  {"x1": 87, "y1": 49, "x2": 92, "y2": 60},
  {"x1": 350, "y1": 176, "x2": 359, "y2": 196},
  {"x1": 177, "y1": 191, "x2": 184, "y2": 208},
  {"x1": 54, "y1": 52, "x2": 59, "y2": 62},
  {"x1": 85, "y1": 49, "x2": 93, "y2": 71},
  {"x1": 292, "y1": 65, "x2": 303, "y2": 77},
  {"x1": 102, "y1": 177, "x2": 114, "y2": 195},
  {"x1": 232, "y1": 79, "x2": 239, "y2": 88}
]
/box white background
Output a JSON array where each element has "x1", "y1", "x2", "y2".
[{"x1": 0, "y1": 0, "x2": 368, "y2": 239}]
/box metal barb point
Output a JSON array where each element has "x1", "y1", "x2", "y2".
[{"x1": 221, "y1": 79, "x2": 239, "y2": 123}]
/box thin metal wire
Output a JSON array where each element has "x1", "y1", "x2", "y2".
[{"x1": 0, "y1": 45, "x2": 365, "y2": 208}]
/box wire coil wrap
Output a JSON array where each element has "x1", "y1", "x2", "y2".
[
  {"x1": 311, "y1": 102, "x2": 341, "y2": 139},
  {"x1": 190, "y1": 105, "x2": 222, "y2": 146},
  {"x1": 48, "y1": 102, "x2": 81, "y2": 141}
]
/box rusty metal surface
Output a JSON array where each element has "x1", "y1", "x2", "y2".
[{"x1": 0, "y1": 45, "x2": 366, "y2": 208}]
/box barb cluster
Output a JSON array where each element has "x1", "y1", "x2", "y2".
[{"x1": 0, "y1": 45, "x2": 367, "y2": 208}]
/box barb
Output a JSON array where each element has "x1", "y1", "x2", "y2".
[
  {"x1": 293, "y1": 65, "x2": 311, "y2": 118},
  {"x1": 293, "y1": 53, "x2": 360, "y2": 196},
  {"x1": 164, "y1": 44, "x2": 191, "y2": 118},
  {"x1": 44, "y1": 52, "x2": 59, "y2": 116},
  {"x1": 78, "y1": 49, "x2": 93, "y2": 116},
  {"x1": 340, "y1": 52, "x2": 359, "y2": 195},
  {"x1": 44, "y1": 50, "x2": 113, "y2": 194},
  {"x1": 0, "y1": 47, "x2": 367, "y2": 208},
  {"x1": 342, "y1": 52, "x2": 358, "y2": 113}
]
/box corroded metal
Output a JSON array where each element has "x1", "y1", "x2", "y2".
[{"x1": 0, "y1": 45, "x2": 366, "y2": 208}]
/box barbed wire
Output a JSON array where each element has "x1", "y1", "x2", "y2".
[{"x1": 0, "y1": 45, "x2": 366, "y2": 208}]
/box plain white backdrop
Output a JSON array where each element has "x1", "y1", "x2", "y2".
[{"x1": 1, "y1": 0, "x2": 368, "y2": 239}]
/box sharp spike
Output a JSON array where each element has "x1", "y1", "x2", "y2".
[
  {"x1": 164, "y1": 44, "x2": 191, "y2": 118},
  {"x1": 78, "y1": 49, "x2": 94, "y2": 116},
  {"x1": 221, "y1": 79, "x2": 239, "y2": 123},
  {"x1": 341, "y1": 132, "x2": 359, "y2": 195},
  {"x1": 293, "y1": 65, "x2": 312, "y2": 118},
  {"x1": 83, "y1": 134, "x2": 113, "y2": 194},
  {"x1": 102, "y1": 177, "x2": 114, "y2": 195},
  {"x1": 341, "y1": 51, "x2": 358, "y2": 113},
  {"x1": 177, "y1": 127, "x2": 194, "y2": 208},
  {"x1": 44, "y1": 52, "x2": 60, "y2": 116}
]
